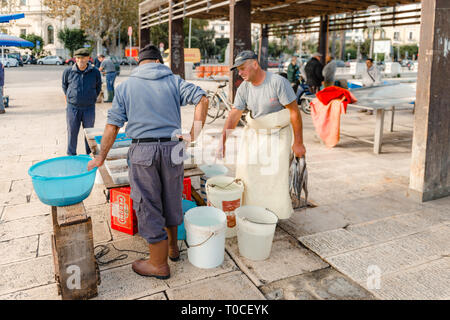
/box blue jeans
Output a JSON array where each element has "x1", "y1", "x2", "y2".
[
  {"x1": 0, "y1": 87, "x2": 4, "y2": 112},
  {"x1": 106, "y1": 72, "x2": 116, "y2": 92},
  {"x1": 66, "y1": 105, "x2": 95, "y2": 156}
]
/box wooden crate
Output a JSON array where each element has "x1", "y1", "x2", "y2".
[{"x1": 51, "y1": 203, "x2": 100, "y2": 300}]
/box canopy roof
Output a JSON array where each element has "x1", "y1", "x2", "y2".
[
  {"x1": 140, "y1": 0, "x2": 421, "y2": 29},
  {"x1": 0, "y1": 13, "x2": 25, "y2": 23},
  {"x1": 0, "y1": 34, "x2": 34, "y2": 47}
]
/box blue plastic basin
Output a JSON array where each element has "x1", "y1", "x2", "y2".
[
  {"x1": 178, "y1": 200, "x2": 197, "y2": 240},
  {"x1": 28, "y1": 155, "x2": 98, "y2": 207}
]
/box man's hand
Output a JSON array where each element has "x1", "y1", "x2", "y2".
[
  {"x1": 292, "y1": 142, "x2": 306, "y2": 159},
  {"x1": 216, "y1": 142, "x2": 226, "y2": 160},
  {"x1": 87, "y1": 156, "x2": 104, "y2": 171}
]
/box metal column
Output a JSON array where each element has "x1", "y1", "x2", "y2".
[
  {"x1": 229, "y1": 0, "x2": 252, "y2": 102},
  {"x1": 409, "y1": 0, "x2": 450, "y2": 202},
  {"x1": 318, "y1": 15, "x2": 329, "y2": 65},
  {"x1": 169, "y1": 0, "x2": 185, "y2": 79},
  {"x1": 259, "y1": 24, "x2": 269, "y2": 71}
]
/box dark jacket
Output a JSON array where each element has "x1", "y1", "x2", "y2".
[
  {"x1": 287, "y1": 63, "x2": 300, "y2": 83},
  {"x1": 62, "y1": 63, "x2": 102, "y2": 108},
  {"x1": 0, "y1": 63, "x2": 4, "y2": 87},
  {"x1": 304, "y1": 58, "x2": 324, "y2": 87}
]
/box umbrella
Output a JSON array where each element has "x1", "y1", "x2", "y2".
[
  {"x1": 0, "y1": 33, "x2": 34, "y2": 47},
  {"x1": 0, "y1": 13, "x2": 25, "y2": 24}
]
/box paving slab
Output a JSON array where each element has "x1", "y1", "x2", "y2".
[
  {"x1": 0, "y1": 191, "x2": 31, "y2": 206},
  {"x1": 165, "y1": 251, "x2": 239, "y2": 288},
  {"x1": 0, "y1": 284, "x2": 60, "y2": 300},
  {"x1": 299, "y1": 228, "x2": 372, "y2": 258},
  {"x1": 226, "y1": 228, "x2": 328, "y2": 287},
  {"x1": 166, "y1": 271, "x2": 266, "y2": 300},
  {"x1": 367, "y1": 257, "x2": 450, "y2": 300},
  {"x1": 94, "y1": 264, "x2": 169, "y2": 300},
  {"x1": 83, "y1": 185, "x2": 108, "y2": 207},
  {"x1": 0, "y1": 255, "x2": 55, "y2": 296},
  {"x1": 0, "y1": 235, "x2": 39, "y2": 265},
  {"x1": 260, "y1": 267, "x2": 377, "y2": 300},
  {"x1": 0, "y1": 180, "x2": 11, "y2": 193},
  {"x1": 96, "y1": 236, "x2": 149, "y2": 271},
  {"x1": 279, "y1": 206, "x2": 350, "y2": 238},
  {"x1": 0, "y1": 215, "x2": 52, "y2": 242},
  {"x1": 1, "y1": 202, "x2": 50, "y2": 222},
  {"x1": 325, "y1": 241, "x2": 424, "y2": 284},
  {"x1": 137, "y1": 292, "x2": 167, "y2": 300},
  {"x1": 38, "y1": 233, "x2": 52, "y2": 257},
  {"x1": 9, "y1": 179, "x2": 34, "y2": 194},
  {"x1": 346, "y1": 212, "x2": 439, "y2": 244}
]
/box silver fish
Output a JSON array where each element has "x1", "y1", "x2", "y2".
[{"x1": 289, "y1": 156, "x2": 308, "y2": 209}]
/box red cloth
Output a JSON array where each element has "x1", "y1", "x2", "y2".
[
  {"x1": 310, "y1": 87, "x2": 357, "y2": 148},
  {"x1": 315, "y1": 86, "x2": 357, "y2": 113}
]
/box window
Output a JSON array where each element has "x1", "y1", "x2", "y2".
[
  {"x1": 220, "y1": 26, "x2": 225, "y2": 31},
  {"x1": 409, "y1": 32, "x2": 413, "y2": 40},
  {"x1": 394, "y1": 32, "x2": 400, "y2": 41},
  {"x1": 47, "y1": 25, "x2": 54, "y2": 44},
  {"x1": 20, "y1": 0, "x2": 26, "y2": 5},
  {"x1": 20, "y1": 29, "x2": 26, "y2": 37}
]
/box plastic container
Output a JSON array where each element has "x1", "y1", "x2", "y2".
[
  {"x1": 28, "y1": 155, "x2": 97, "y2": 207},
  {"x1": 199, "y1": 164, "x2": 229, "y2": 202},
  {"x1": 184, "y1": 206, "x2": 226, "y2": 269},
  {"x1": 206, "y1": 176, "x2": 244, "y2": 238},
  {"x1": 235, "y1": 206, "x2": 279, "y2": 261},
  {"x1": 95, "y1": 133, "x2": 132, "y2": 150},
  {"x1": 178, "y1": 200, "x2": 198, "y2": 240}
]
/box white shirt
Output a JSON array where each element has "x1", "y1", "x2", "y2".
[{"x1": 362, "y1": 65, "x2": 382, "y2": 87}]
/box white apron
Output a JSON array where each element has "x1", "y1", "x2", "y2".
[{"x1": 235, "y1": 109, "x2": 293, "y2": 220}]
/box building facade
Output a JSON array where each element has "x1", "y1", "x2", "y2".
[{"x1": 0, "y1": 0, "x2": 75, "y2": 58}]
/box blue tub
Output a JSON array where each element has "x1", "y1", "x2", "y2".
[
  {"x1": 178, "y1": 200, "x2": 197, "y2": 240},
  {"x1": 28, "y1": 155, "x2": 98, "y2": 207}
]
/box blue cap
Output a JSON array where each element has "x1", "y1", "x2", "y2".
[{"x1": 231, "y1": 50, "x2": 258, "y2": 70}]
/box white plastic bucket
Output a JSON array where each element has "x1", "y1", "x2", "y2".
[
  {"x1": 199, "y1": 164, "x2": 229, "y2": 202},
  {"x1": 184, "y1": 206, "x2": 227, "y2": 269},
  {"x1": 236, "y1": 206, "x2": 279, "y2": 261},
  {"x1": 206, "y1": 176, "x2": 244, "y2": 238}
]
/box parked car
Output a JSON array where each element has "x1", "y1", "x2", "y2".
[
  {"x1": 0, "y1": 57, "x2": 19, "y2": 67},
  {"x1": 335, "y1": 59, "x2": 346, "y2": 67},
  {"x1": 377, "y1": 61, "x2": 386, "y2": 71},
  {"x1": 65, "y1": 57, "x2": 94, "y2": 66},
  {"x1": 120, "y1": 56, "x2": 138, "y2": 65},
  {"x1": 267, "y1": 59, "x2": 279, "y2": 68},
  {"x1": 37, "y1": 56, "x2": 65, "y2": 65},
  {"x1": 7, "y1": 53, "x2": 23, "y2": 67},
  {"x1": 23, "y1": 55, "x2": 37, "y2": 65}
]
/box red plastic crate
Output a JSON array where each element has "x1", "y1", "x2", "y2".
[
  {"x1": 183, "y1": 177, "x2": 192, "y2": 201},
  {"x1": 110, "y1": 187, "x2": 138, "y2": 235}
]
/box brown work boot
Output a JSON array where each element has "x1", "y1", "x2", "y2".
[
  {"x1": 132, "y1": 240, "x2": 170, "y2": 279},
  {"x1": 167, "y1": 226, "x2": 180, "y2": 262}
]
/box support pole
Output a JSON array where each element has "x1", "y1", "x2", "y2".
[
  {"x1": 229, "y1": 0, "x2": 252, "y2": 102},
  {"x1": 318, "y1": 15, "x2": 329, "y2": 65},
  {"x1": 259, "y1": 24, "x2": 269, "y2": 71},
  {"x1": 169, "y1": 0, "x2": 185, "y2": 79},
  {"x1": 409, "y1": 0, "x2": 450, "y2": 202}
]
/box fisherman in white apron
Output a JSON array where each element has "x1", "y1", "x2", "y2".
[{"x1": 218, "y1": 51, "x2": 306, "y2": 220}]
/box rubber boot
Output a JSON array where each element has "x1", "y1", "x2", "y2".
[
  {"x1": 104, "y1": 90, "x2": 114, "y2": 103},
  {"x1": 132, "y1": 240, "x2": 170, "y2": 279},
  {"x1": 167, "y1": 226, "x2": 180, "y2": 262}
]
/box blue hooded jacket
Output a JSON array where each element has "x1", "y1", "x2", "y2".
[
  {"x1": 0, "y1": 62, "x2": 4, "y2": 87},
  {"x1": 107, "y1": 63, "x2": 206, "y2": 139}
]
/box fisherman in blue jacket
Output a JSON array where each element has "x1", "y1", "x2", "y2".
[
  {"x1": 62, "y1": 48, "x2": 102, "y2": 155},
  {"x1": 0, "y1": 62, "x2": 5, "y2": 114},
  {"x1": 87, "y1": 45, "x2": 209, "y2": 280}
]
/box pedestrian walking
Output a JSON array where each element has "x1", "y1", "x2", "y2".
[
  {"x1": 0, "y1": 61, "x2": 5, "y2": 115},
  {"x1": 87, "y1": 44, "x2": 209, "y2": 280},
  {"x1": 62, "y1": 48, "x2": 102, "y2": 155},
  {"x1": 98, "y1": 55, "x2": 117, "y2": 103},
  {"x1": 217, "y1": 50, "x2": 306, "y2": 220},
  {"x1": 304, "y1": 52, "x2": 324, "y2": 94},
  {"x1": 323, "y1": 55, "x2": 337, "y2": 88},
  {"x1": 287, "y1": 55, "x2": 300, "y2": 93}
]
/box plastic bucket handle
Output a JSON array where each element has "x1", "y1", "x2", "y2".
[
  {"x1": 241, "y1": 208, "x2": 279, "y2": 225},
  {"x1": 184, "y1": 231, "x2": 216, "y2": 249},
  {"x1": 206, "y1": 178, "x2": 243, "y2": 191}
]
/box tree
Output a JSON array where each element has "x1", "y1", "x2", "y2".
[
  {"x1": 20, "y1": 34, "x2": 44, "y2": 55},
  {"x1": 57, "y1": 28, "x2": 88, "y2": 57},
  {"x1": 44, "y1": 0, "x2": 143, "y2": 54}
]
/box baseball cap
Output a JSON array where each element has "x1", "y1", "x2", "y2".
[
  {"x1": 230, "y1": 50, "x2": 258, "y2": 71},
  {"x1": 312, "y1": 52, "x2": 323, "y2": 58}
]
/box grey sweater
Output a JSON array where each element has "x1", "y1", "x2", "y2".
[{"x1": 322, "y1": 60, "x2": 337, "y2": 84}]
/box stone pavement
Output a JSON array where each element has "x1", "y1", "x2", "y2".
[{"x1": 0, "y1": 66, "x2": 448, "y2": 300}]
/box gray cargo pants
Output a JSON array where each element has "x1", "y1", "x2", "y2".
[{"x1": 128, "y1": 141, "x2": 185, "y2": 244}]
